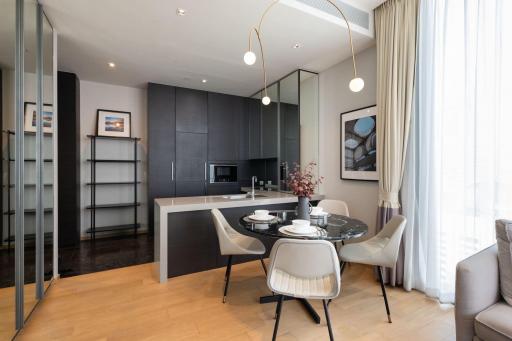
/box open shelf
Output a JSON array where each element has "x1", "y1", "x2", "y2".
[
  {"x1": 86, "y1": 181, "x2": 141, "y2": 185},
  {"x1": 87, "y1": 135, "x2": 141, "y2": 141},
  {"x1": 4, "y1": 129, "x2": 53, "y2": 137},
  {"x1": 86, "y1": 202, "x2": 140, "y2": 209},
  {"x1": 4, "y1": 208, "x2": 53, "y2": 215},
  {"x1": 4, "y1": 183, "x2": 53, "y2": 188},
  {"x1": 85, "y1": 223, "x2": 141, "y2": 234},
  {"x1": 86, "y1": 159, "x2": 140, "y2": 163},
  {"x1": 7, "y1": 158, "x2": 53, "y2": 162},
  {"x1": 3, "y1": 232, "x2": 53, "y2": 243}
]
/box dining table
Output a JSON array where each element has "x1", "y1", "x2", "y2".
[{"x1": 239, "y1": 209, "x2": 368, "y2": 324}]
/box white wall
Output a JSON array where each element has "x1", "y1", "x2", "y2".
[
  {"x1": 318, "y1": 46, "x2": 379, "y2": 236},
  {"x1": 79, "y1": 80, "x2": 147, "y2": 237}
]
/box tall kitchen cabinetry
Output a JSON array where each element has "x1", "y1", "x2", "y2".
[{"x1": 175, "y1": 88, "x2": 208, "y2": 197}]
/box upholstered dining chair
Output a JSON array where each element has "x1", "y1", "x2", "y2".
[
  {"x1": 211, "y1": 208, "x2": 267, "y2": 303},
  {"x1": 317, "y1": 199, "x2": 350, "y2": 217},
  {"x1": 267, "y1": 239, "x2": 341, "y2": 341},
  {"x1": 338, "y1": 215, "x2": 407, "y2": 323}
]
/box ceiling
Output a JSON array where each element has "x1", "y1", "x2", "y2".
[{"x1": 39, "y1": 0, "x2": 386, "y2": 97}]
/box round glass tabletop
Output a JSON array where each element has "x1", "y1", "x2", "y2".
[{"x1": 239, "y1": 210, "x2": 368, "y2": 241}]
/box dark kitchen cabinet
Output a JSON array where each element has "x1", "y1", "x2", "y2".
[
  {"x1": 261, "y1": 102, "x2": 278, "y2": 159},
  {"x1": 247, "y1": 98, "x2": 261, "y2": 159},
  {"x1": 175, "y1": 132, "x2": 207, "y2": 196},
  {"x1": 58, "y1": 71, "x2": 81, "y2": 246},
  {"x1": 176, "y1": 87, "x2": 208, "y2": 133},
  {"x1": 207, "y1": 93, "x2": 244, "y2": 161},
  {"x1": 147, "y1": 83, "x2": 176, "y2": 232}
]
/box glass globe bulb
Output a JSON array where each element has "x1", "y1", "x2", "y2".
[
  {"x1": 349, "y1": 77, "x2": 365, "y2": 92},
  {"x1": 262, "y1": 96, "x2": 271, "y2": 105},
  {"x1": 243, "y1": 51, "x2": 256, "y2": 65}
]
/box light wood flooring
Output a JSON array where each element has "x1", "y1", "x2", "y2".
[{"x1": 17, "y1": 261, "x2": 455, "y2": 340}]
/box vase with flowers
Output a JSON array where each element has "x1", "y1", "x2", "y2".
[{"x1": 287, "y1": 161, "x2": 323, "y2": 220}]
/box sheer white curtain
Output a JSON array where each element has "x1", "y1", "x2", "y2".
[{"x1": 402, "y1": 0, "x2": 512, "y2": 303}]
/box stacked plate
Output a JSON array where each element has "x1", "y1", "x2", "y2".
[
  {"x1": 279, "y1": 219, "x2": 319, "y2": 236},
  {"x1": 245, "y1": 210, "x2": 277, "y2": 223}
]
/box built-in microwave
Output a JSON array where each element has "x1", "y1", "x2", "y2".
[{"x1": 209, "y1": 164, "x2": 238, "y2": 183}]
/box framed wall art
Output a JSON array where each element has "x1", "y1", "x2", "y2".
[
  {"x1": 24, "y1": 102, "x2": 54, "y2": 133},
  {"x1": 340, "y1": 105, "x2": 378, "y2": 181},
  {"x1": 96, "y1": 109, "x2": 131, "y2": 138}
]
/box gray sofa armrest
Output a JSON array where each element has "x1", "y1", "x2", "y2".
[{"x1": 455, "y1": 245, "x2": 500, "y2": 341}]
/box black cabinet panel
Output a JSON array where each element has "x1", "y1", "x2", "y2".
[
  {"x1": 207, "y1": 183, "x2": 241, "y2": 195},
  {"x1": 166, "y1": 203, "x2": 298, "y2": 278},
  {"x1": 207, "y1": 93, "x2": 242, "y2": 161},
  {"x1": 261, "y1": 102, "x2": 278, "y2": 159},
  {"x1": 167, "y1": 210, "x2": 217, "y2": 277},
  {"x1": 176, "y1": 87, "x2": 208, "y2": 133},
  {"x1": 58, "y1": 72, "x2": 81, "y2": 246},
  {"x1": 147, "y1": 83, "x2": 176, "y2": 232},
  {"x1": 176, "y1": 132, "x2": 207, "y2": 181},
  {"x1": 247, "y1": 98, "x2": 261, "y2": 159},
  {"x1": 280, "y1": 102, "x2": 300, "y2": 169},
  {"x1": 175, "y1": 181, "x2": 207, "y2": 197}
]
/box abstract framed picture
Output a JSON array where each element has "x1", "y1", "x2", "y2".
[
  {"x1": 340, "y1": 105, "x2": 378, "y2": 181},
  {"x1": 24, "y1": 102, "x2": 54, "y2": 133},
  {"x1": 96, "y1": 109, "x2": 131, "y2": 138}
]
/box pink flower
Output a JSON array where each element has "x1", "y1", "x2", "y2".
[{"x1": 287, "y1": 161, "x2": 323, "y2": 199}]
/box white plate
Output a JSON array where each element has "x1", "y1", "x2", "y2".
[
  {"x1": 248, "y1": 214, "x2": 276, "y2": 222},
  {"x1": 282, "y1": 225, "x2": 318, "y2": 235}
]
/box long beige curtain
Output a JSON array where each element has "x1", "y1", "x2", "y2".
[{"x1": 375, "y1": 0, "x2": 418, "y2": 286}]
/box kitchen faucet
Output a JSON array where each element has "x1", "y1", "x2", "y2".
[{"x1": 251, "y1": 176, "x2": 257, "y2": 197}]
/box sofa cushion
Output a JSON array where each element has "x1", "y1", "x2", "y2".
[
  {"x1": 496, "y1": 220, "x2": 512, "y2": 305},
  {"x1": 474, "y1": 302, "x2": 512, "y2": 341}
]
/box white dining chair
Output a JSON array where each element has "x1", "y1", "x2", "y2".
[
  {"x1": 317, "y1": 199, "x2": 349, "y2": 217},
  {"x1": 338, "y1": 215, "x2": 407, "y2": 323},
  {"x1": 267, "y1": 239, "x2": 341, "y2": 341},
  {"x1": 211, "y1": 208, "x2": 267, "y2": 303}
]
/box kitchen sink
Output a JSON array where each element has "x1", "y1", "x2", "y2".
[{"x1": 222, "y1": 193, "x2": 267, "y2": 200}]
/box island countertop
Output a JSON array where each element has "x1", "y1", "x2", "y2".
[
  {"x1": 154, "y1": 190, "x2": 324, "y2": 283},
  {"x1": 155, "y1": 190, "x2": 324, "y2": 214}
]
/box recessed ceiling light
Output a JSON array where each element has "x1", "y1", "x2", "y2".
[
  {"x1": 108, "y1": 62, "x2": 116, "y2": 68},
  {"x1": 293, "y1": 43, "x2": 302, "y2": 49},
  {"x1": 176, "y1": 8, "x2": 187, "y2": 16},
  {"x1": 201, "y1": 79, "x2": 208, "y2": 83}
]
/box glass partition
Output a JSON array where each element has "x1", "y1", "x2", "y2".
[
  {"x1": 23, "y1": 0, "x2": 38, "y2": 319},
  {"x1": 251, "y1": 70, "x2": 319, "y2": 193},
  {"x1": 42, "y1": 10, "x2": 53, "y2": 291},
  {"x1": 0, "y1": 0, "x2": 17, "y2": 338},
  {"x1": 278, "y1": 71, "x2": 299, "y2": 191},
  {"x1": 299, "y1": 70, "x2": 319, "y2": 175}
]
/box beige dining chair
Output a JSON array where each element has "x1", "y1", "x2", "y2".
[
  {"x1": 267, "y1": 239, "x2": 341, "y2": 341},
  {"x1": 317, "y1": 199, "x2": 350, "y2": 217},
  {"x1": 211, "y1": 208, "x2": 267, "y2": 303},
  {"x1": 338, "y1": 215, "x2": 407, "y2": 323}
]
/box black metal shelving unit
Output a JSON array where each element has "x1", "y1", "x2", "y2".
[
  {"x1": 2, "y1": 130, "x2": 54, "y2": 249},
  {"x1": 86, "y1": 135, "x2": 141, "y2": 240}
]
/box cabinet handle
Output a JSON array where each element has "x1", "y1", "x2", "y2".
[
  {"x1": 171, "y1": 161, "x2": 174, "y2": 181},
  {"x1": 204, "y1": 162, "x2": 207, "y2": 181}
]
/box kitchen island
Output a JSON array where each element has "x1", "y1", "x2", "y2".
[{"x1": 154, "y1": 190, "x2": 324, "y2": 283}]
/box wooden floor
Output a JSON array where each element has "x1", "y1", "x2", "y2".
[{"x1": 17, "y1": 261, "x2": 455, "y2": 341}]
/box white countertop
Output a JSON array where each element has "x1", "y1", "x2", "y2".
[{"x1": 155, "y1": 190, "x2": 324, "y2": 213}]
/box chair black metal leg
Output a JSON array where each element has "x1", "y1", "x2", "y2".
[
  {"x1": 260, "y1": 256, "x2": 267, "y2": 276},
  {"x1": 323, "y1": 299, "x2": 334, "y2": 341},
  {"x1": 377, "y1": 266, "x2": 392, "y2": 323},
  {"x1": 272, "y1": 295, "x2": 284, "y2": 341},
  {"x1": 223, "y1": 255, "x2": 233, "y2": 303}
]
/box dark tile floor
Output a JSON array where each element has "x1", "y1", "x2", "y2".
[{"x1": 0, "y1": 233, "x2": 154, "y2": 288}]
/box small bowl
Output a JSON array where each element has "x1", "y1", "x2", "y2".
[
  {"x1": 254, "y1": 209, "x2": 269, "y2": 217},
  {"x1": 292, "y1": 219, "x2": 311, "y2": 232}
]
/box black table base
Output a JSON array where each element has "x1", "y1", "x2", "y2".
[{"x1": 259, "y1": 294, "x2": 321, "y2": 324}]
